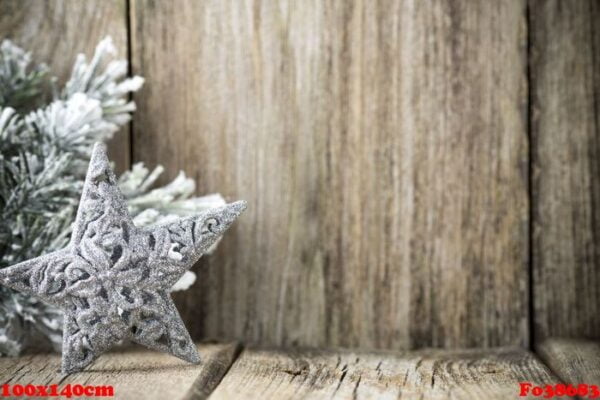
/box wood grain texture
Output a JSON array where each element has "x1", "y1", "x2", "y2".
[
  {"x1": 0, "y1": 342, "x2": 239, "y2": 400},
  {"x1": 530, "y1": 0, "x2": 600, "y2": 341},
  {"x1": 210, "y1": 347, "x2": 558, "y2": 399},
  {"x1": 0, "y1": 0, "x2": 131, "y2": 172},
  {"x1": 536, "y1": 338, "x2": 600, "y2": 386},
  {"x1": 130, "y1": 0, "x2": 529, "y2": 350}
]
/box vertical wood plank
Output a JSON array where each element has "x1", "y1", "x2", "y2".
[
  {"x1": 0, "y1": 0, "x2": 131, "y2": 172},
  {"x1": 130, "y1": 0, "x2": 528, "y2": 349},
  {"x1": 530, "y1": 0, "x2": 600, "y2": 341}
]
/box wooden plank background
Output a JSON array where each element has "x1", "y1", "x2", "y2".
[
  {"x1": 0, "y1": 0, "x2": 598, "y2": 351},
  {"x1": 130, "y1": 0, "x2": 529, "y2": 351},
  {"x1": 530, "y1": 0, "x2": 600, "y2": 342}
]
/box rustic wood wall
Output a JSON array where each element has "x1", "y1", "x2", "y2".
[
  {"x1": 530, "y1": 0, "x2": 600, "y2": 342},
  {"x1": 0, "y1": 0, "x2": 598, "y2": 350},
  {"x1": 130, "y1": 0, "x2": 529, "y2": 350}
]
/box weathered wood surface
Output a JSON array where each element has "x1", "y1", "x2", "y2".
[
  {"x1": 131, "y1": 0, "x2": 529, "y2": 350},
  {"x1": 210, "y1": 347, "x2": 558, "y2": 400},
  {"x1": 0, "y1": 345, "x2": 562, "y2": 399},
  {"x1": 530, "y1": 0, "x2": 600, "y2": 341},
  {"x1": 0, "y1": 342, "x2": 239, "y2": 400},
  {"x1": 5, "y1": 0, "x2": 599, "y2": 354},
  {"x1": 183, "y1": 342, "x2": 242, "y2": 400},
  {"x1": 536, "y1": 339, "x2": 600, "y2": 386},
  {"x1": 0, "y1": 0, "x2": 131, "y2": 172}
]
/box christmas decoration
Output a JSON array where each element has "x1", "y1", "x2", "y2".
[
  {"x1": 0, "y1": 143, "x2": 246, "y2": 373},
  {"x1": 0, "y1": 37, "x2": 227, "y2": 356}
]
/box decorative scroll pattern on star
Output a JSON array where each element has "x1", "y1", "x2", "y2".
[
  {"x1": 0, "y1": 250, "x2": 74, "y2": 307},
  {"x1": 0, "y1": 143, "x2": 247, "y2": 374}
]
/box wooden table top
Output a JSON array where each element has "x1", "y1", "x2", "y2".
[{"x1": 0, "y1": 339, "x2": 598, "y2": 399}]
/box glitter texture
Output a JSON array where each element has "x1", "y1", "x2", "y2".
[{"x1": 0, "y1": 143, "x2": 246, "y2": 373}]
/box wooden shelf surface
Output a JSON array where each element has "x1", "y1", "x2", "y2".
[{"x1": 1, "y1": 339, "x2": 598, "y2": 399}]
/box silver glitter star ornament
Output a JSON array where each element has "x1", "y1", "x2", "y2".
[{"x1": 0, "y1": 143, "x2": 246, "y2": 373}]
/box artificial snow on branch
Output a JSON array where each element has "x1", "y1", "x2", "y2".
[
  {"x1": 0, "y1": 37, "x2": 224, "y2": 356},
  {"x1": 0, "y1": 40, "x2": 48, "y2": 111}
]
